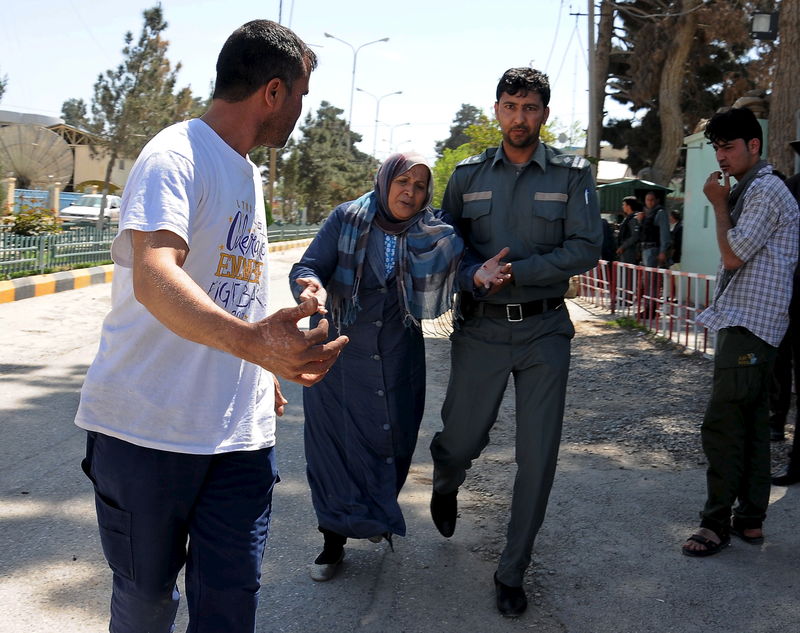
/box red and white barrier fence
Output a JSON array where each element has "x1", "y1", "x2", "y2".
[{"x1": 577, "y1": 261, "x2": 717, "y2": 357}]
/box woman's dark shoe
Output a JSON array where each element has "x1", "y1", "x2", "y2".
[
  {"x1": 310, "y1": 528, "x2": 347, "y2": 582},
  {"x1": 493, "y1": 572, "x2": 527, "y2": 617},
  {"x1": 309, "y1": 547, "x2": 344, "y2": 582}
]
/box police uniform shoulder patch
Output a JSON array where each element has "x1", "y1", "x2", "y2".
[
  {"x1": 549, "y1": 153, "x2": 588, "y2": 170},
  {"x1": 456, "y1": 147, "x2": 495, "y2": 168}
]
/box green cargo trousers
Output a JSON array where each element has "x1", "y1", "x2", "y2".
[
  {"x1": 700, "y1": 326, "x2": 777, "y2": 537},
  {"x1": 430, "y1": 305, "x2": 574, "y2": 587}
]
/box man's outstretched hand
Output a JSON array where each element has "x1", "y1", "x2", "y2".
[{"x1": 249, "y1": 297, "x2": 348, "y2": 386}]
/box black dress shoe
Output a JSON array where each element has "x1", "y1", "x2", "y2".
[
  {"x1": 772, "y1": 469, "x2": 800, "y2": 486},
  {"x1": 494, "y1": 572, "x2": 527, "y2": 617},
  {"x1": 430, "y1": 489, "x2": 458, "y2": 537}
]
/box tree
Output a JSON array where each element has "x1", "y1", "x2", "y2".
[
  {"x1": 434, "y1": 104, "x2": 483, "y2": 157},
  {"x1": 650, "y1": 0, "x2": 701, "y2": 186},
  {"x1": 290, "y1": 102, "x2": 379, "y2": 223},
  {"x1": 603, "y1": 0, "x2": 774, "y2": 183},
  {"x1": 589, "y1": 0, "x2": 615, "y2": 161},
  {"x1": 276, "y1": 139, "x2": 301, "y2": 220},
  {"x1": 0, "y1": 70, "x2": 6, "y2": 103},
  {"x1": 61, "y1": 98, "x2": 90, "y2": 129},
  {"x1": 87, "y1": 5, "x2": 202, "y2": 221},
  {"x1": 768, "y1": 0, "x2": 800, "y2": 175}
]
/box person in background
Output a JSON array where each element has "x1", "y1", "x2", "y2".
[
  {"x1": 668, "y1": 209, "x2": 683, "y2": 269},
  {"x1": 682, "y1": 108, "x2": 798, "y2": 557},
  {"x1": 616, "y1": 196, "x2": 642, "y2": 264},
  {"x1": 641, "y1": 191, "x2": 671, "y2": 267},
  {"x1": 771, "y1": 138, "x2": 800, "y2": 483},
  {"x1": 601, "y1": 217, "x2": 616, "y2": 263}
]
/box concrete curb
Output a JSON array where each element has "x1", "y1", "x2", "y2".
[{"x1": 0, "y1": 237, "x2": 313, "y2": 304}]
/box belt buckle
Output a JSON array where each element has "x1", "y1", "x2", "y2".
[{"x1": 506, "y1": 303, "x2": 523, "y2": 322}]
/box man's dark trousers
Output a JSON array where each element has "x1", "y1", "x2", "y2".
[
  {"x1": 700, "y1": 327, "x2": 777, "y2": 536},
  {"x1": 431, "y1": 305, "x2": 574, "y2": 587},
  {"x1": 82, "y1": 431, "x2": 278, "y2": 633}
]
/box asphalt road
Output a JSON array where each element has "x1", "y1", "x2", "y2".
[{"x1": 1, "y1": 247, "x2": 799, "y2": 633}]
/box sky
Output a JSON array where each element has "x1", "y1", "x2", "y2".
[{"x1": 0, "y1": 0, "x2": 627, "y2": 164}]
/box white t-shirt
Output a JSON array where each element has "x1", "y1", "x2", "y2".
[{"x1": 74, "y1": 119, "x2": 276, "y2": 454}]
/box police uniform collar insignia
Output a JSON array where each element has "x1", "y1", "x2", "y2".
[{"x1": 549, "y1": 153, "x2": 588, "y2": 170}]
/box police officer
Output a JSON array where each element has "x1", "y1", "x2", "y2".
[{"x1": 429, "y1": 67, "x2": 602, "y2": 617}]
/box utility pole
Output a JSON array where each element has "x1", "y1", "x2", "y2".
[{"x1": 587, "y1": 0, "x2": 599, "y2": 179}]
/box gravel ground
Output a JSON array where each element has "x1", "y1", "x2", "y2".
[{"x1": 420, "y1": 298, "x2": 798, "y2": 633}]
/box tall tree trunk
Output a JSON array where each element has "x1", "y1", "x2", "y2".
[
  {"x1": 590, "y1": 0, "x2": 614, "y2": 161},
  {"x1": 768, "y1": 0, "x2": 800, "y2": 175},
  {"x1": 651, "y1": 0, "x2": 700, "y2": 186}
]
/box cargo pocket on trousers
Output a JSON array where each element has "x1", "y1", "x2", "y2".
[{"x1": 94, "y1": 490, "x2": 135, "y2": 581}]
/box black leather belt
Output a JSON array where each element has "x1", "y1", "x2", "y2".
[{"x1": 461, "y1": 294, "x2": 564, "y2": 322}]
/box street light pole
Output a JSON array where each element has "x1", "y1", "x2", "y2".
[
  {"x1": 389, "y1": 122, "x2": 411, "y2": 154},
  {"x1": 357, "y1": 88, "x2": 402, "y2": 157},
  {"x1": 323, "y1": 33, "x2": 389, "y2": 129}
]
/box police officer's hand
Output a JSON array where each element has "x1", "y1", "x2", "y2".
[{"x1": 474, "y1": 247, "x2": 512, "y2": 290}]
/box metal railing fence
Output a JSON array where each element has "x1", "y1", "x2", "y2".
[
  {"x1": 0, "y1": 223, "x2": 320, "y2": 278},
  {"x1": 577, "y1": 260, "x2": 717, "y2": 357}
]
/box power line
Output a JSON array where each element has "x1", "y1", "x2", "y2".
[{"x1": 545, "y1": 0, "x2": 567, "y2": 73}]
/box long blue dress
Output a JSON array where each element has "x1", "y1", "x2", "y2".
[{"x1": 289, "y1": 202, "x2": 425, "y2": 538}]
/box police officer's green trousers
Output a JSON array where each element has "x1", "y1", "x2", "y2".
[
  {"x1": 700, "y1": 326, "x2": 776, "y2": 537},
  {"x1": 430, "y1": 306, "x2": 574, "y2": 587}
]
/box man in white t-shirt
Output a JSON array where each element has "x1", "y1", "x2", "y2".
[{"x1": 74, "y1": 20, "x2": 348, "y2": 633}]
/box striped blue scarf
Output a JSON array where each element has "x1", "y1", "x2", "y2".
[{"x1": 328, "y1": 191, "x2": 463, "y2": 330}]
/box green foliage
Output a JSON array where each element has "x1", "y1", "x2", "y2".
[
  {"x1": 435, "y1": 103, "x2": 484, "y2": 157},
  {"x1": 432, "y1": 146, "x2": 475, "y2": 208},
  {"x1": 607, "y1": 316, "x2": 648, "y2": 332},
  {"x1": 264, "y1": 197, "x2": 274, "y2": 226},
  {"x1": 10, "y1": 206, "x2": 62, "y2": 236},
  {"x1": 61, "y1": 98, "x2": 90, "y2": 129},
  {"x1": 290, "y1": 102, "x2": 379, "y2": 223},
  {"x1": 432, "y1": 115, "x2": 500, "y2": 207},
  {"x1": 0, "y1": 69, "x2": 6, "y2": 103},
  {"x1": 84, "y1": 5, "x2": 204, "y2": 198},
  {"x1": 603, "y1": 0, "x2": 773, "y2": 177}
]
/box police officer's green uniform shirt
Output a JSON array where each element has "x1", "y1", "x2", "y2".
[{"x1": 443, "y1": 142, "x2": 602, "y2": 303}]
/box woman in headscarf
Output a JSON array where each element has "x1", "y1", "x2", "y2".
[{"x1": 289, "y1": 152, "x2": 507, "y2": 582}]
